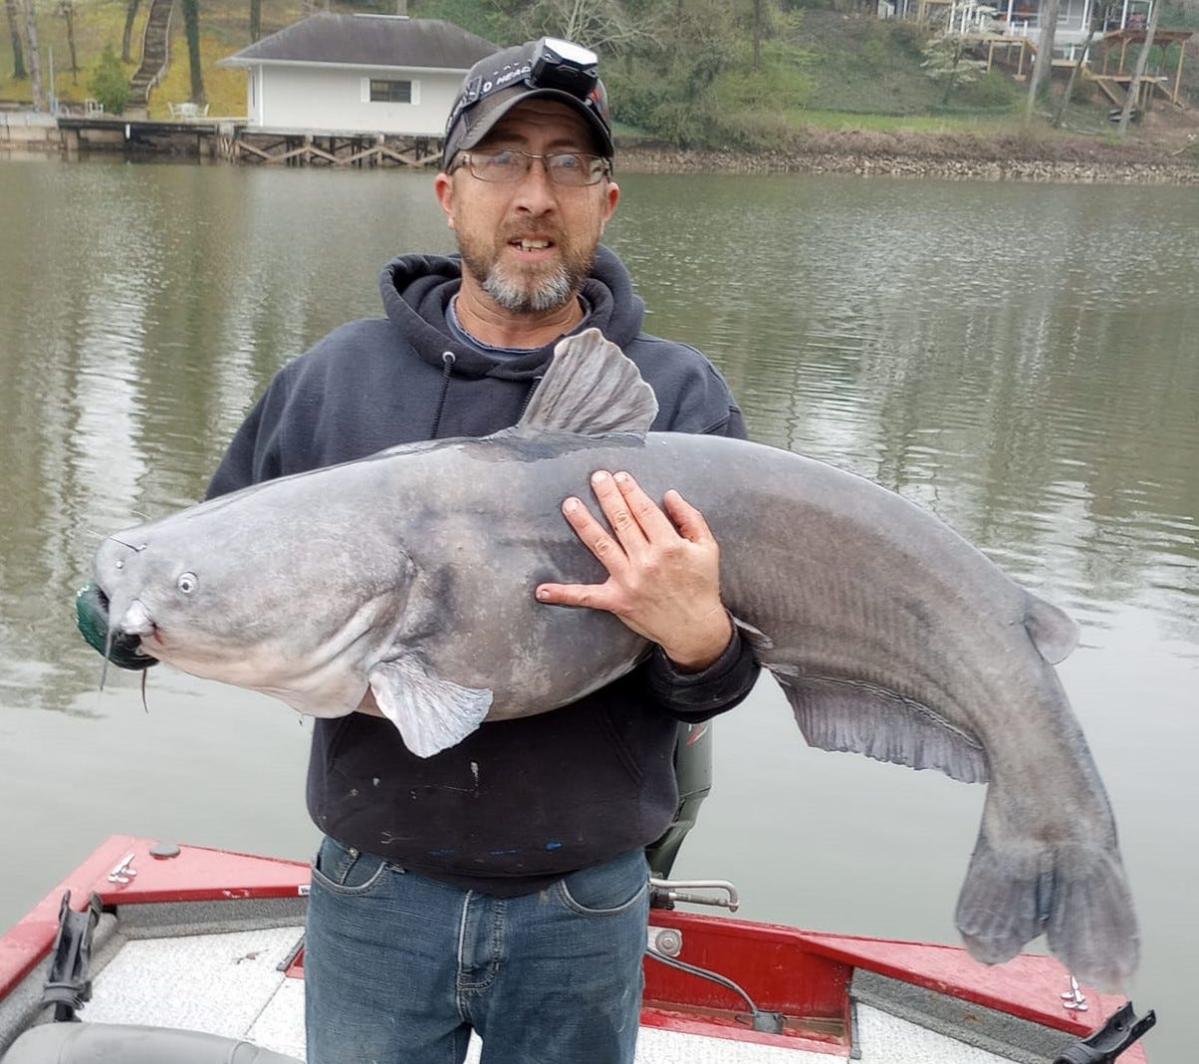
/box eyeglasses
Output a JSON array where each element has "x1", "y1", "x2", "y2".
[{"x1": 454, "y1": 150, "x2": 611, "y2": 187}]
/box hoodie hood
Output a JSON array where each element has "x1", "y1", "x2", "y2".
[{"x1": 378, "y1": 245, "x2": 646, "y2": 382}]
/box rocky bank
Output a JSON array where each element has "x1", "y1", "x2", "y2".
[{"x1": 618, "y1": 128, "x2": 1199, "y2": 185}]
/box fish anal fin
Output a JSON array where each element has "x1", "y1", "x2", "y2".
[
  {"x1": 368, "y1": 657, "x2": 492, "y2": 758},
  {"x1": 1024, "y1": 594, "x2": 1080, "y2": 665},
  {"x1": 773, "y1": 671, "x2": 989, "y2": 784},
  {"x1": 517, "y1": 328, "x2": 658, "y2": 437}
]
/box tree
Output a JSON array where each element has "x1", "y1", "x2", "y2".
[
  {"x1": 121, "y1": 0, "x2": 140, "y2": 63},
  {"x1": 181, "y1": 0, "x2": 205, "y2": 104},
  {"x1": 23, "y1": 0, "x2": 43, "y2": 110},
  {"x1": 89, "y1": 43, "x2": 131, "y2": 112},
  {"x1": 57, "y1": 0, "x2": 76, "y2": 80},
  {"x1": 752, "y1": 0, "x2": 764, "y2": 69},
  {"x1": 5, "y1": 0, "x2": 26, "y2": 79},
  {"x1": 1117, "y1": 0, "x2": 1162, "y2": 135},
  {"x1": 1025, "y1": 0, "x2": 1060, "y2": 122},
  {"x1": 1052, "y1": 23, "x2": 1098, "y2": 127},
  {"x1": 249, "y1": 0, "x2": 261, "y2": 42},
  {"x1": 921, "y1": 35, "x2": 987, "y2": 104},
  {"x1": 517, "y1": 0, "x2": 657, "y2": 53}
]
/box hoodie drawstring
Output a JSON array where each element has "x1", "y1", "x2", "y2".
[{"x1": 429, "y1": 351, "x2": 456, "y2": 439}]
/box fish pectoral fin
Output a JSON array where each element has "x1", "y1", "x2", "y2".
[
  {"x1": 516, "y1": 328, "x2": 658, "y2": 437},
  {"x1": 1024, "y1": 593, "x2": 1080, "y2": 664},
  {"x1": 368, "y1": 658, "x2": 492, "y2": 759},
  {"x1": 771, "y1": 669, "x2": 990, "y2": 784}
]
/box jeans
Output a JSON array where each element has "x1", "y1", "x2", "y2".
[{"x1": 304, "y1": 836, "x2": 650, "y2": 1064}]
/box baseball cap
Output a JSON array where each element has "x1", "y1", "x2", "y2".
[{"x1": 442, "y1": 37, "x2": 614, "y2": 171}]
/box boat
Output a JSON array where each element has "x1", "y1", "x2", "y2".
[{"x1": 0, "y1": 835, "x2": 1155, "y2": 1063}]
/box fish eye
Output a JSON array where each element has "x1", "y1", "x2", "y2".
[{"x1": 177, "y1": 572, "x2": 198, "y2": 594}]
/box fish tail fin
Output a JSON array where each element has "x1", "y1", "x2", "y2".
[{"x1": 955, "y1": 798, "x2": 1139, "y2": 992}]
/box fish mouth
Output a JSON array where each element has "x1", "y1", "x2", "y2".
[{"x1": 75, "y1": 583, "x2": 159, "y2": 671}]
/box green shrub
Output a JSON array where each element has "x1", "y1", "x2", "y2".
[
  {"x1": 955, "y1": 69, "x2": 1020, "y2": 109},
  {"x1": 890, "y1": 20, "x2": 932, "y2": 55},
  {"x1": 88, "y1": 45, "x2": 130, "y2": 114},
  {"x1": 712, "y1": 46, "x2": 812, "y2": 112}
]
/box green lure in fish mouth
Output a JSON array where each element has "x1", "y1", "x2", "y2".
[{"x1": 75, "y1": 583, "x2": 158, "y2": 671}]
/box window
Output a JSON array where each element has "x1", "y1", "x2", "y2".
[{"x1": 369, "y1": 79, "x2": 413, "y2": 103}]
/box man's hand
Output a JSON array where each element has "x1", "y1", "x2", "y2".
[{"x1": 535, "y1": 471, "x2": 732, "y2": 671}]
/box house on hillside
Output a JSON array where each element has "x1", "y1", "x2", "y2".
[
  {"x1": 898, "y1": 0, "x2": 1154, "y2": 56},
  {"x1": 218, "y1": 14, "x2": 495, "y2": 135},
  {"x1": 989, "y1": 0, "x2": 1153, "y2": 51}
]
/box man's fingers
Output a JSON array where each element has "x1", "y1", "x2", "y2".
[
  {"x1": 612, "y1": 471, "x2": 676, "y2": 540},
  {"x1": 589, "y1": 471, "x2": 648, "y2": 555},
  {"x1": 535, "y1": 582, "x2": 615, "y2": 610},
  {"x1": 562, "y1": 496, "x2": 630, "y2": 574},
  {"x1": 663, "y1": 489, "x2": 714, "y2": 543}
]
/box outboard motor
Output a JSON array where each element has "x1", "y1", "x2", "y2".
[{"x1": 645, "y1": 720, "x2": 713, "y2": 878}]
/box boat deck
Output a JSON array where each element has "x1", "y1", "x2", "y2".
[
  {"x1": 75, "y1": 922, "x2": 1023, "y2": 1063},
  {"x1": 0, "y1": 838, "x2": 1145, "y2": 1064}
]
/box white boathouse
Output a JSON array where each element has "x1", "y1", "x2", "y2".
[{"x1": 218, "y1": 14, "x2": 495, "y2": 137}]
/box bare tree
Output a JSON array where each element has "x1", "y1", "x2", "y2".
[
  {"x1": 23, "y1": 0, "x2": 42, "y2": 110},
  {"x1": 518, "y1": 0, "x2": 661, "y2": 53},
  {"x1": 121, "y1": 0, "x2": 140, "y2": 62},
  {"x1": 1025, "y1": 0, "x2": 1060, "y2": 122},
  {"x1": 752, "y1": 0, "x2": 763, "y2": 69},
  {"x1": 1052, "y1": 23, "x2": 1097, "y2": 127},
  {"x1": 57, "y1": 0, "x2": 76, "y2": 79},
  {"x1": 1117, "y1": 0, "x2": 1161, "y2": 135},
  {"x1": 181, "y1": 0, "x2": 206, "y2": 104},
  {"x1": 249, "y1": 0, "x2": 261, "y2": 42},
  {"x1": 5, "y1": 0, "x2": 26, "y2": 79}
]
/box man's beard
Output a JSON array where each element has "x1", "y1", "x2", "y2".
[{"x1": 458, "y1": 228, "x2": 597, "y2": 314}]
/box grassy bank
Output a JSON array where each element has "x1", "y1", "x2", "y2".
[
  {"x1": 0, "y1": 0, "x2": 146, "y2": 108},
  {"x1": 2, "y1": 0, "x2": 1195, "y2": 163}
]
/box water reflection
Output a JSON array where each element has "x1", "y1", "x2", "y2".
[
  {"x1": 618, "y1": 177, "x2": 1199, "y2": 640},
  {"x1": 0, "y1": 159, "x2": 1195, "y2": 1058},
  {"x1": 0, "y1": 161, "x2": 1196, "y2": 700}
]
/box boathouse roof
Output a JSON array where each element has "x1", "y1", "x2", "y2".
[{"x1": 220, "y1": 14, "x2": 497, "y2": 71}]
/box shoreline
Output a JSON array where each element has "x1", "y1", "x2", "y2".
[
  {"x1": 617, "y1": 128, "x2": 1199, "y2": 185},
  {"x1": 5, "y1": 119, "x2": 1197, "y2": 185}
]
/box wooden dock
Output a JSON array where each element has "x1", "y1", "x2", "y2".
[
  {"x1": 56, "y1": 115, "x2": 223, "y2": 155},
  {"x1": 51, "y1": 116, "x2": 444, "y2": 167},
  {"x1": 232, "y1": 128, "x2": 440, "y2": 168}
]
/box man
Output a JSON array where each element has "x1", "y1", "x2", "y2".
[{"x1": 206, "y1": 38, "x2": 759, "y2": 1064}]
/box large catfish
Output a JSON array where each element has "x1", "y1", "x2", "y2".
[{"x1": 80, "y1": 330, "x2": 1138, "y2": 991}]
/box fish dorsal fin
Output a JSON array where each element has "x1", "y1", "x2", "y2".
[
  {"x1": 517, "y1": 328, "x2": 658, "y2": 437},
  {"x1": 1024, "y1": 594, "x2": 1079, "y2": 665}
]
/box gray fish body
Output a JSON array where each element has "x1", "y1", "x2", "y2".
[{"x1": 90, "y1": 330, "x2": 1137, "y2": 991}]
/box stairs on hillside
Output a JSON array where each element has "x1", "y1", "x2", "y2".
[{"x1": 129, "y1": 0, "x2": 174, "y2": 107}]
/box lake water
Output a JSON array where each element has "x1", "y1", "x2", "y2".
[{"x1": 0, "y1": 158, "x2": 1195, "y2": 1060}]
